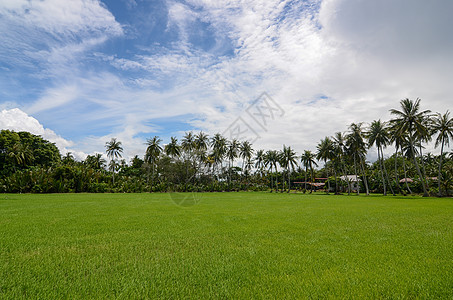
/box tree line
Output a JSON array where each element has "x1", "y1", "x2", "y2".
[{"x1": 1, "y1": 98, "x2": 452, "y2": 196}]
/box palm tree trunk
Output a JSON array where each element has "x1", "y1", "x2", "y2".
[
  {"x1": 353, "y1": 154, "x2": 359, "y2": 195},
  {"x1": 325, "y1": 160, "x2": 330, "y2": 194},
  {"x1": 410, "y1": 133, "x2": 428, "y2": 196},
  {"x1": 438, "y1": 139, "x2": 444, "y2": 197},
  {"x1": 401, "y1": 150, "x2": 412, "y2": 194},
  {"x1": 378, "y1": 146, "x2": 386, "y2": 195},
  {"x1": 381, "y1": 152, "x2": 395, "y2": 196},
  {"x1": 360, "y1": 158, "x2": 369, "y2": 195},
  {"x1": 304, "y1": 167, "x2": 307, "y2": 193},
  {"x1": 419, "y1": 145, "x2": 429, "y2": 192},
  {"x1": 394, "y1": 148, "x2": 401, "y2": 194},
  {"x1": 287, "y1": 168, "x2": 290, "y2": 193}
]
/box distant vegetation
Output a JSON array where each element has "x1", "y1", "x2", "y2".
[{"x1": 1, "y1": 98, "x2": 452, "y2": 196}]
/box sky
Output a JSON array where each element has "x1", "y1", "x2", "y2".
[{"x1": 1, "y1": 0, "x2": 452, "y2": 162}]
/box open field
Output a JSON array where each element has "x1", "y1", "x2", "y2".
[{"x1": 1, "y1": 192, "x2": 452, "y2": 299}]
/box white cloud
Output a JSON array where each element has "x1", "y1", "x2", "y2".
[
  {"x1": 0, "y1": 108, "x2": 87, "y2": 159},
  {"x1": 1, "y1": 0, "x2": 451, "y2": 164}
]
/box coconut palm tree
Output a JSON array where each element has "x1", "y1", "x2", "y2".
[
  {"x1": 194, "y1": 132, "x2": 209, "y2": 178},
  {"x1": 254, "y1": 150, "x2": 265, "y2": 178},
  {"x1": 264, "y1": 150, "x2": 279, "y2": 192},
  {"x1": 280, "y1": 145, "x2": 298, "y2": 193},
  {"x1": 105, "y1": 138, "x2": 123, "y2": 184},
  {"x1": 145, "y1": 136, "x2": 162, "y2": 184},
  {"x1": 226, "y1": 139, "x2": 239, "y2": 190},
  {"x1": 239, "y1": 140, "x2": 253, "y2": 182},
  {"x1": 165, "y1": 137, "x2": 181, "y2": 159},
  {"x1": 367, "y1": 120, "x2": 391, "y2": 195},
  {"x1": 8, "y1": 142, "x2": 34, "y2": 172},
  {"x1": 390, "y1": 98, "x2": 431, "y2": 196},
  {"x1": 346, "y1": 123, "x2": 369, "y2": 195},
  {"x1": 210, "y1": 134, "x2": 227, "y2": 179},
  {"x1": 316, "y1": 137, "x2": 335, "y2": 193},
  {"x1": 301, "y1": 150, "x2": 317, "y2": 193},
  {"x1": 333, "y1": 132, "x2": 351, "y2": 194},
  {"x1": 431, "y1": 111, "x2": 453, "y2": 196}
]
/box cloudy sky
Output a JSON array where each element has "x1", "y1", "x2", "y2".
[{"x1": 1, "y1": 0, "x2": 452, "y2": 161}]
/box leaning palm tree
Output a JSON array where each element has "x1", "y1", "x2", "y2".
[
  {"x1": 105, "y1": 138, "x2": 123, "y2": 185},
  {"x1": 280, "y1": 145, "x2": 298, "y2": 193},
  {"x1": 431, "y1": 111, "x2": 453, "y2": 196},
  {"x1": 301, "y1": 150, "x2": 317, "y2": 193},
  {"x1": 390, "y1": 98, "x2": 431, "y2": 197},
  {"x1": 316, "y1": 137, "x2": 335, "y2": 194},
  {"x1": 145, "y1": 136, "x2": 163, "y2": 185}
]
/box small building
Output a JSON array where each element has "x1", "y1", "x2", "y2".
[{"x1": 339, "y1": 175, "x2": 361, "y2": 191}]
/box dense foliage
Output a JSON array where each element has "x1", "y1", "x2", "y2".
[{"x1": 1, "y1": 98, "x2": 452, "y2": 195}]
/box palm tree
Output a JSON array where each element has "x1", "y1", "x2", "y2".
[
  {"x1": 431, "y1": 111, "x2": 453, "y2": 196},
  {"x1": 239, "y1": 140, "x2": 253, "y2": 183},
  {"x1": 280, "y1": 145, "x2": 298, "y2": 193},
  {"x1": 145, "y1": 136, "x2": 162, "y2": 185},
  {"x1": 346, "y1": 123, "x2": 369, "y2": 195},
  {"x1": 8, "y1": 142, "x2": 34, "y2": 172},
  {"x1": 316, "y1": 137, "x2": 335, "y2": 193},
  {"x1": 105, "y1": 138, "x2": 123, "y2": 185},
  {"x1": 333, "y1": 132, "x2": 351, "y2": 194},
  {"x1": 254, "y1": 149, "x2": 265, "y2": 177},
  {"x1": 194, "y1": 132, "x2": 209, "y2": 178},
  {"x1": 210, "y1": 134, "x2": 227, "y2": 179},
  {"x1": 226, "y1": 139, "x2": 239, "y2": 190},
  {"x1": 264, "y1": 150, "x2": 279, "y2": 192},
  {"x1": 390, "y1": 98, "x2": 431, "y2": 196},
  {"x1": 181, "y1": 132, "x2": 196, "y2": 187},
  {"x1": 301, "y1": 150, "x2": 317, "y2": 193},
  {"x1": 367, "y1": 120, "x2": 391, "y2": 195},
  {"x1": 165, "y1": 137, "x2": 181, "y2": 159}
]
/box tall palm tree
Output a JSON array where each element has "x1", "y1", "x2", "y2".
[
  {"x1": 239, "y1": 140, "x2": 253, "y2": 182},
  {"x1": 431, "y1": 111, "x2": 453, "y2": 196},
  {"x1": 390, "y1": 98, "x2": 431, "y2": 196},
  {"x1": 105, "y1": 138, "x2": 123, "y2": 184},
  {"x1": 346, "y1": 123, "x2": 369, "y2": 195},
  {"x1": 264, "y1": 150, "x2": 279, "y2": 192},
  {"x1": 367, "y1": 120, "x2": 391, "y2": 195},
  {"x1": 210, "y1": 134, "x2": 227, "y2": 179},
  {"x1": 194, "y1": 132, "x2": 209, "y2": 178},
  {"x1": 226, "y1": 139, "x2": 239, "y2": 191},
  {"x1": 333, "y1": 132, "x2": 351, "y2": 194},
  {"x1": 280, "y1": 145, "x2": 298, "y2": 193},
  {"x1": 316, "y1": 137, "x2": 335, "y2": 193},
  {"x1": 145, "y1": 136, "x2": 162, "y2": 184},
  {"x1": 301, "y1": 150, "x2": 317, "y2": 193},
  {"x1": 254, "y1": 149, "x2": 265, "y2": 177}
]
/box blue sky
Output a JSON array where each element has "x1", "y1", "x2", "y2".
[{"x1": 1, "y1": 0, "x2": 452, "y2": 160}]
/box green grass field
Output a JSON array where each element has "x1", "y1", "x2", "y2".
[{"x1": 1, "y1": 192, "x2": 452, "y2": 299}]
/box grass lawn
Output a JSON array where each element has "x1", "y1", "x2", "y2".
[{"x1": 1, "y1": 192, "x2": 452, "y2": 299}]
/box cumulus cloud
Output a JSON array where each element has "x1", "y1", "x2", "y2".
[
  {"x1": 0, "y1": 108, "x2": 87, "y2": 160},
  {"x1": 1, "y1": 0, "x2": 451, "y2": 163}
]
